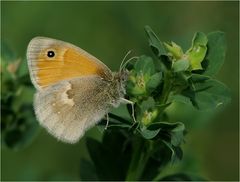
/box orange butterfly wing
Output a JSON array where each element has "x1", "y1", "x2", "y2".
[{"x1": 27, "y1": 37, "x2": 112, "y2": 89}]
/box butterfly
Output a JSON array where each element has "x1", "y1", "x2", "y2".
[{"x1": 27, "y1": 37, "x2": 136, "y2": 144}]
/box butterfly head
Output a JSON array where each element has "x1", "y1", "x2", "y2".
[
  {"x1": 110, "y1": 69, "x2": 128, "y2": 97},
  {"x1": 115, "y1": 69, "x2": 129, "y2": 83},
  {"x1": 113, "y1": 52, "x2": 138, "y2": 96}
]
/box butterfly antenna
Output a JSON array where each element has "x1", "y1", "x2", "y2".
[
  {"x1": 121, "y1": 56, "x2": 139, "y2": 71},
  {"x1": 120, "y1": 50, "x2": 132, "y2": 71}
]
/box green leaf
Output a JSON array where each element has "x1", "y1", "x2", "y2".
[
  {"x1": 162, "y1": 141, "x2": 183, "y2": 163},
  {"x1": 139, "y1": 121, "x2": 185, "y2": 143},
  {"x1": 156, "y1": 102, "x2": 172, "y2": 114},
  {"x1": 194, "y1": 80, "x2": 231, "y2": 110},
  {"x1": 138, "y1": 97, "x2": 159, "y2": 126},
  {"x1": 169, "y1": 94, "x2": 192, "y2": 105},
  {"x1": 127, "y1": 56, "x2": 157, "y2": 97},
  {"x1": 204, "y1": 31, "x2": 226, "y2": 76},
  {"x1": 145, "y1": 121, "x2": 185, "y2": 147},
  {"x1": 139, "y1": 127, "x2": 160, "y2": 139},
  {"x1": 172, "y1": 59, "x2": 189, "y2": 72},
  {"x1": 170, "y1": 122, "x2": 185, "y2": 146},
  {"x1": 151, "y1": 140, "x2": 173, "y2": 167},
  {"x1": 192, "y1": 32, "x2": 208, "y2": 45},
  {"x1": 182, "y1": 74, "x2": 231, "y2": 110},
  {"x1": 139, "y1": 97, "x2": 155, "y2": 111},
  {"x1": 144, "y1": 25, "x2": 167, "y2": 57},
  {"x1": 134, "y1": 56, "x2": 155, "y2": 75},
  {"x1": 85, "y1": 130, "x2": 131, "y2": 180},
  {"x1": 98, "y1": 113, "x2": 132, "y2": 130},
  {"x1": 144, "y1": 26, "x2": 172, "y2": 71},
  {"x1": 146, "y1": 72, "x2": 162, "y2": 92},
  {"x1": 164, "y1": 41, "x2": 183, "y2": 60},
  {"x1": 186, "y1": 32, "x2": 208, "y2": 70},
  {"x1": 147, "y1": 121, "x2": 183, "y2": 131},
  {"x1": 190, "y1": 73, "x2": 210, "y2": 83}
]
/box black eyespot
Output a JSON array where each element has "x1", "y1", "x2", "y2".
[{"x1": 47, "y1": 50, "x2": 55, "y2": 58}]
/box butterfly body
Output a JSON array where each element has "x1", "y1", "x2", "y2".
[{"x1": 27, "y1": 37, "x2": 129, "y2": 143}]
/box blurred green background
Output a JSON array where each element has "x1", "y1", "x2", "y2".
[{"x1": 1, "y1": 1, "x2": 239, "y2": 181}]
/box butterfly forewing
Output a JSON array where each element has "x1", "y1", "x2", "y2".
[{"x1": 27, "y1": 37, "x2": 112, "y2": 89}]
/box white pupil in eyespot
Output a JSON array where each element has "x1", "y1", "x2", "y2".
[{"x1": 47, "y1": 51, "x2": 55, "y2": 58}]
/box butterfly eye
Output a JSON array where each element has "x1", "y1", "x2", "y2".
[{"x1": 47, "y1": 50, "x2": 55, "y2": 58}]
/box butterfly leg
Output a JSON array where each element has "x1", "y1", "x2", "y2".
[
  {"x1": 104, "y1": 113, "x2": 109, "y2": 130},
  {"x1": 120, "y1": 98, "x2": 137, "y2": 123}
]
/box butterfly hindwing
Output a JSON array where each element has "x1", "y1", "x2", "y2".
[{"x1": 34, "y1": 76, "x2": 112, "y2": 143}]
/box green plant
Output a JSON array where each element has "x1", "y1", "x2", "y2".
[
  {"x1": 1, "y1": 41, "x2": 39, "y2": 150},
  {"x1": 1, "y1": 26, "x2": 230, "y2": 180},
  {"x1": 80, "y1": 26, "x2": 230, "y2": 180}
]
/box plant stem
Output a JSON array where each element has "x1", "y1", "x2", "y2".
[
  {"x1": 126, "y1": 72, "x2": 173, "y2": 181},
  {"x1": 125, "y1": 137, "x2": 151, "y2": 181},
  {"x1": 159, "y1": 71, "x2": 172, "y2": 105}
]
